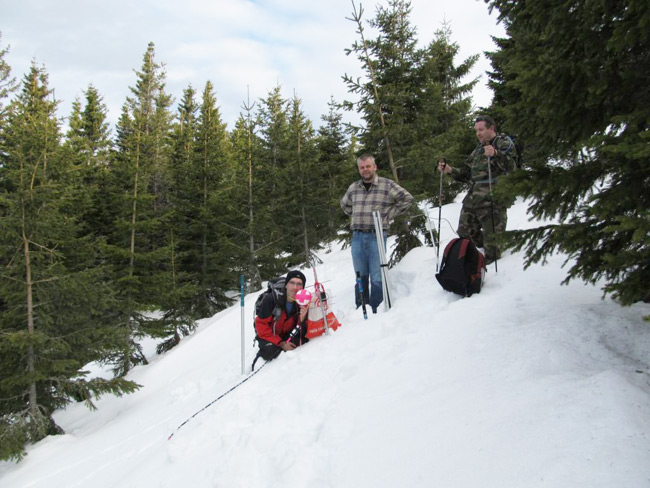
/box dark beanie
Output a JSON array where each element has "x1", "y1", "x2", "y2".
[{"x1": 285, "y1": 270, "x2": 307, "y2": 287}]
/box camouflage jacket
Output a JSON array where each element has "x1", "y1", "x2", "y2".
[{"x1": 450, "y1": 133, "x2": 517, "y2": 208}]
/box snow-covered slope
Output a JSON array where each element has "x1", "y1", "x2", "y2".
[{"x1": 1, "y1": 198, "x2": 649, "y2": 488}]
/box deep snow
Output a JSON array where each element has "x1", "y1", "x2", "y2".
[{"x1": 1, "y1": 197, "x2": 649, "y2": 488}]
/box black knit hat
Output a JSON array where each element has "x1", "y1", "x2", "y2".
[{"x1": 285, "y1": 270, "x2": 307, "y2": 287}]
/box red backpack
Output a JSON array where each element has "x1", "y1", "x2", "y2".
[{"x1": 435, "y1": 238, "x2": 486, "y2": 297}]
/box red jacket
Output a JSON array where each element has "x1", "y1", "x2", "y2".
[{"x1": 255, "y1": 297, "x2": 300, "y2": 346}]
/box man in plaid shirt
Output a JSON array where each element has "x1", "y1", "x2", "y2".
[{"x1": 341, "y1": 154, "x2": 413, "y2": 313}]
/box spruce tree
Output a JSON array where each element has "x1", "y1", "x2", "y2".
[
  {"x1": 485, "y1": 0, "x2": 650, "y2": 306},
  {"x1": 106, "y1": 42, "x2": 174, "y2": 375}
]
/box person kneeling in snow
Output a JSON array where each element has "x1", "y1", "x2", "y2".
[{"x1": 253, "y1": 270, "x2": 309, "y2": 369}]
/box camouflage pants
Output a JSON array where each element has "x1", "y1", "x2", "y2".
[{"x1": 457, "y1": 204, "x2": 507, "y2": 263}]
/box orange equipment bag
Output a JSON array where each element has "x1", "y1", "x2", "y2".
[{"x1": 305, "y1": 284, "x2": 341, "y2": 338}]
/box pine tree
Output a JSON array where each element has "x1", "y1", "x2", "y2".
[
  {"x1": 409, "y1": 24, "x2": 478, "y2": 200},
  {"x1": 285, "y1": 92, "x2": 320, "y2": 263},
  {"x1": 396, "y1": 24, "x2": 479, "y2": 259},
  {"x1": 343, "y1": 1, "x2": 479, "y2": 264},
  {"x1": 0, "y1": 65, "x2": 138, "y2": 461},
  {"x1": 316, "y1": 97, "x2": 356, "y2": 234},
  {"x1": 107, "y1": 42, "x2": 174, "y2": 375},
  {"x1": 486, "y1": 0, "x2": 650, "y2": 306},
  {"x1": 149, "y1": 227, "x2": 198, "y2": 354},
  {"x1": 170, "y1": 85, "x2": 199, "y2": 192},
  {"x1": 194, "y1": 81, "x2": 233, "y2": 309},
  {"x1": 63, "y1": 85, "x2": 114, "y2": 239},
  {"x1": 254, "y1": 85, "x2": 293, "y2": 277},
  {"x1": 344, "y1": 0, "x2": 412, "y2": 181},
  {"x1": 143, "y1": 85, "x2": 200, "y2": 352},
  {"x1": 230, "y1": 97, "x2": 264, "y2": 291},
  {"x1": 167, "y1": 81, "x2": 233, "y2": 323},
  {"x1": 343, "y1": 0, "x2": 421, "y2": 263},
  {"x1": 0, "y1": 33, "x2": 17, "y2": 119}
]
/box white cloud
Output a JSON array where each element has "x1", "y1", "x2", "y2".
[{"x1": 2, "y1": 0, "x2": 505, "y2": 130}]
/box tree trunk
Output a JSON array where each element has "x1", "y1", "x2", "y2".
[
  {"x1": 22, "y1": 229, "x2": 38, "y2": 419},
  {"x1": 350, "y1": 0, "x2": 399, "y2": 182},
  {"x1": 246, "y1": 108, "x2": 262, "y2": 291},
  {"x1": 129, "y1": 132, "x2": 141, "y2": 274}
]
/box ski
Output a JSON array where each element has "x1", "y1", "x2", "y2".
[
  {"x1": 311, "y1": 259, "x2": 332, "y2": 334},
  {"x1": 372, "y1": 210, "x2": 392, "y2": 310},
  {"x1": 167, "y1": 361, "x2": 268, "y2": 440},
  {"x1": 425, "y1": 213, "x2": 439, "y2": 270}
]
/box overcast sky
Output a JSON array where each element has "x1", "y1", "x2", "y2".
[{"x1": 1, "y1": 0, "x2": 505, "y2": 131}]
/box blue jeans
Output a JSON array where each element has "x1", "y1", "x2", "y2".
[{"x1": 351, "y1": 230, "x2": 386, "y2": 312}]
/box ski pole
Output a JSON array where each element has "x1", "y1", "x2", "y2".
[
  {"x1": 356, "y1": 271, "x2": 368, "y2": 319},
  {"x1": 436, "y1": 162, "x2": 444, "y2": 272},
  {"x1": 240, "y1": 274, "x2": 245, "y2": 375},
  {"x1": 310, "y1": 258, "x2": 330, "y2": 334},
  {"x1": 487, "y1": 155, "x2": 498, "y2": 273},
  {"x1": 294, "y1": 288, "x2": 312, "y2": 346}
]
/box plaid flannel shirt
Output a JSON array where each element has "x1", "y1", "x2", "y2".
[{"x1": 340, "y1": 175, "x2": 413, "y2": 232}]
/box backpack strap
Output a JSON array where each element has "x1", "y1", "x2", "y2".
[
  {"x1": 458, "y1": 238, "x2": 470, "y2": 259},
  {"x1": 271, "y1": 304, "x2": 282, "y2": 335},
  {"x1": 443, "y1": 238, "x2": 459, "y2": 258}
]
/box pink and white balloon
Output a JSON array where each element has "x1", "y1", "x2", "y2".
[{"x1": 295, "y1": 289, "x2": 312, "y2": 306}]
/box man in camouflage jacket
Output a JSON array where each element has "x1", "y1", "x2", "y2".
[{"x1": 438, "y1": 115, "x2": 517, "y2": 264}]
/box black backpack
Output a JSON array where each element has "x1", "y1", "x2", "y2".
[
  {"x1": 254, "y1": 277, "x2": 286, "y2": 336},
  {"x1": 435, "y1": 238, "x2": 486, "y2": 297}
]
